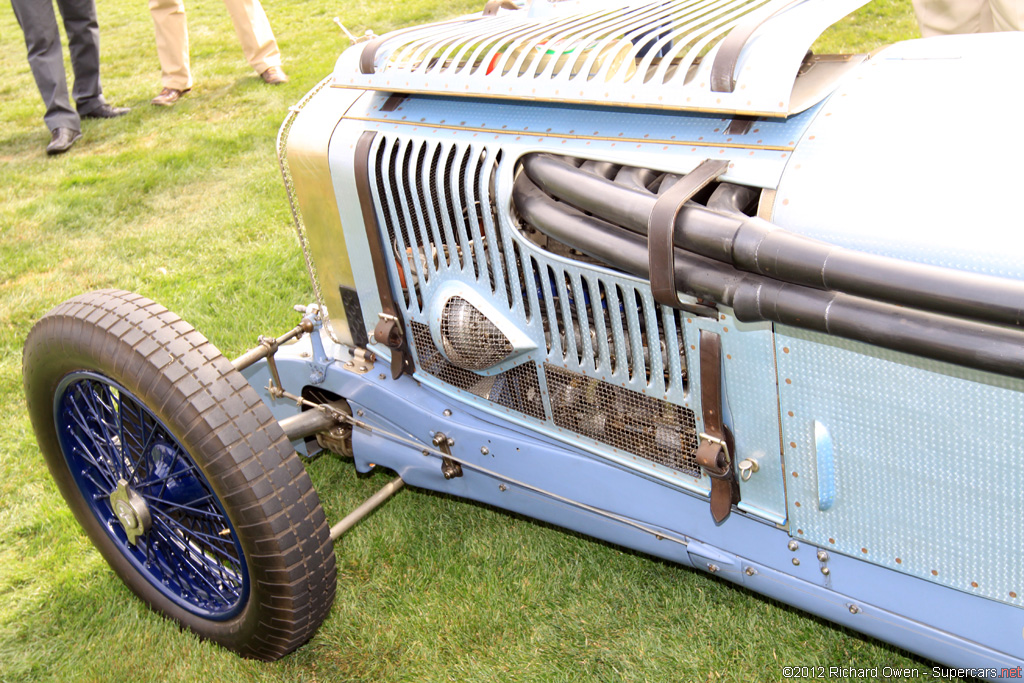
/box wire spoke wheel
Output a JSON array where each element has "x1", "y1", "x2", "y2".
[
  {"x1": 24, "y1": 290, "x2": 336, "y2": 660},
  {"x1": 56, "y1": 372, "x2": 248, "y2": 619}
]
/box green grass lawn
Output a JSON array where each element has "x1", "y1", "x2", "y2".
[{"x1": 2, "y1": 1, "x2": 979, "y2": 681}]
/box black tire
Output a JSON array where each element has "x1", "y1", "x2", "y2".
[{"x1": 23, "y1": 289, "x2": 336, "y2": 660}]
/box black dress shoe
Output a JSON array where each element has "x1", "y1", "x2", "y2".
[
  {"x1": 81, "y1": 103, "x2": 131, "y2": 119},
  {"x1": 46, "y1": 128, "x2": 82, "y2": 155}
]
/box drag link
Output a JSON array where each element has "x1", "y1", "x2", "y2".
[{"x1": 231, "y1": 318, "x2": 315, "y2": 372}]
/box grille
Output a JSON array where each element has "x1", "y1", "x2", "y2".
[
  {"x1": 546, "y1": 364, "x2": 700, "y2": 476},
  {"x1": 369, "y1": 135, "x2": 697, "y2": 479},
  {"x1": 345, "y1": 0, "x2": 868, "y2": 117},
  {"x1": 440, "y1": 296, "x2": 513, "y2": 370},
  {"x1": 411, "y1": 322, "x2": 544, "y2": 420},
  {"x1": 371, "y1": 138, "x2": 506, "y2": 316}
]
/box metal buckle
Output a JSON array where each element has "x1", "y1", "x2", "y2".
[{"x1": 699, "y1": 432, "x2": 731, "y2": 468}]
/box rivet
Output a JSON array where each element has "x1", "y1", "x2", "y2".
[
  {"x1": 707, "y1": 564, "x2": 719, "y2": 573},
  {"x1": 792, "y1": 558, "x2": 800, "y2": 566},
  {"x1": 817, "y1": 551, "x2": 829, "y2": 562},
  {"x1": 821, "y1": 567, "x2": 830, "y2": 576},
  {"x1": 744, "y1": 566, "x2": 757, "y2": 576},
  {"x1": 356, "y1": 410, "x2": 365, "y2": 417},
  {"x1": 481, "y1": 447, "x2": 490, "y2": 455},
  {"x1": 443, "y1": 409, "x2": 452, "y2": 417},
  {"x1": 379, "y1": 373, "x2": 387, "y2": 380},
  {"x1": 498, "y1": 484, "x2": 507, "y2": 492},
  {"x1": 787, "y1": 540, "x2": 799, "y2": 551},
  {"x1": 848, "y1": 604, "x2": 861, "y2": 615}
]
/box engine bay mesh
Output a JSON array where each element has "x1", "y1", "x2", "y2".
[
  {"x1": 545, "y1": 364, "x2": 700, "y2": 476},
  {"x1": 410, "y1": 322, "x2": 544, "y2": 420}
]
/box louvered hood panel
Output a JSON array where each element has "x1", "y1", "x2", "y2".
[{"x1": 335, "y1": 0, "x2": 868, "y2": 118}]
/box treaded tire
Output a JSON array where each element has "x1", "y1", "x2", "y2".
[{"x1": 23, "y1": 289, "x2": 336, "y2": 660}]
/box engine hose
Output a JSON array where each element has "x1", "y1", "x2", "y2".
[
  {"x1": 521, "y1": 153, "x2": 1024, "y2": 329},
  {"x1": 513, "y1": 173, "x2": 1024, "y2": 379}
]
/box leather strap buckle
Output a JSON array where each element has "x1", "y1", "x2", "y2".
[
  {"x1": 697, "y1": 432, "x2": 731, "y2": 475},
  {"x1": 696, "y1": 330, "x2": 740, "y2": 525}
]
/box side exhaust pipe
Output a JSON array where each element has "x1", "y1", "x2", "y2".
[
  {"x1": 520, "y1": 153, "x2": 1024, "y2": 330},
  {"x1": 513, "y1": 161, "x2": 1024, "y2": 379}
]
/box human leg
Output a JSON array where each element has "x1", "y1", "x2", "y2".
[
  {"x1": 222, "y1": 0, "x2": 281, "y2": 75},
  {"x1": 149, "y1": 0, "x2": 192, "y2": 90},
  {"x1": 10, "y1": 0, "x2": 80, "y2": 132},
  {"x1": 54, "y1": 0, "x2": 106, "y2": 115}
]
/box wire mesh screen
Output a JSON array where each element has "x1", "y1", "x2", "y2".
[
  {"x1": 439, "y1": 296, "x2": 513, "y2": 370},
  {"x1": 545, "y1": 364, "x2": 700, "y2": 476},
  {"x1": 411, "y1": 322, "x2": 545, "y2": 420}
]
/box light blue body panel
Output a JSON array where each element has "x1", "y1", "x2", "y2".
[
  {"x1": 244, "y1": 343, "x2": 1024, "y2": 677},
  {"x1": 335, "y1": 89, "x2": 822, "y2": 188},
  {"x1": 776, "y1": 326, "x2": 1024, "y2": 611},
  {"x1": 773, "y1": 33, "x2": 1024, "y2": 277}
]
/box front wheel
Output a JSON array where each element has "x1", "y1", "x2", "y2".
[{"x1": 23, "y1": 290, "x2": 336, "y2": 660}]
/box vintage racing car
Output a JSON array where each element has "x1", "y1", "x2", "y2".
[{"x1": 23, "y1": 0, "x2": 1024, "y2": 676}]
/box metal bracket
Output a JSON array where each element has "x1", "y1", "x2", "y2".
[
  {"x1": 303, "y1": 306, "x2": 335, "y2": 385},
  {"x1": 343, "y1": 348, "x2": 377, "y2": 375},
  {"x1": 432, "y1": 432, "x2": 463, "y2": 479}
]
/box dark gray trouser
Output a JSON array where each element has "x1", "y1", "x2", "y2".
[{"x1": 11, "y1": 0, "x2": 108, "y2": 132}]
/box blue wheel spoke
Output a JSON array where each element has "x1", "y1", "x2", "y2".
[
  {"x1": 122, "y1": 399, "x2": 157, "y2": 483},
  {"x1": 68, "y1": 431, "x2": 118, "y2": 487},
  {"x1": 136, "y1": 456, "x2": 203, "y2": 491},
  {"x1": 129, "y1": 410, "x2": 161, "y2": 482},
  {"x1": 66, "y1": 399, "x2": 117, "y2": 467},
  {"x1": 154, "y1": 446, "x2": 197, "y2": 500},
  {"x1": 147, "y1": 523, "x2": 239, "y2": 604},
  {"x1": 70, "y1": 385, "x2": 124, "y2": 480},
  {"x1": 142, "y1": 494, "x2": 218, "y2": 518},
  {"x1": 83, "y1": 469, "x2": 114, "y2": 498},
  {"x1": 146, "y1": 522, "x2": 239, "y2": 603},
  {"x1": 149, "y1": 509, "x2": 240, "y2": 561}
]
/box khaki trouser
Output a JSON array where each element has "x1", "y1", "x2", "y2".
[
  {"x1": 149, "y1": 0, "x2": 282, "y2": 90},
  {"x1": 913, "y1": 0, "x2": 1024, "y2": 36}
]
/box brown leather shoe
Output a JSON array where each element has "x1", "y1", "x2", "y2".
[
  {"x1": 151, "y1": 87, "x2": 190, "y2": 107},
  {"x1": 260, "y1": 66, "x2": 289, "y2": 85}
]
